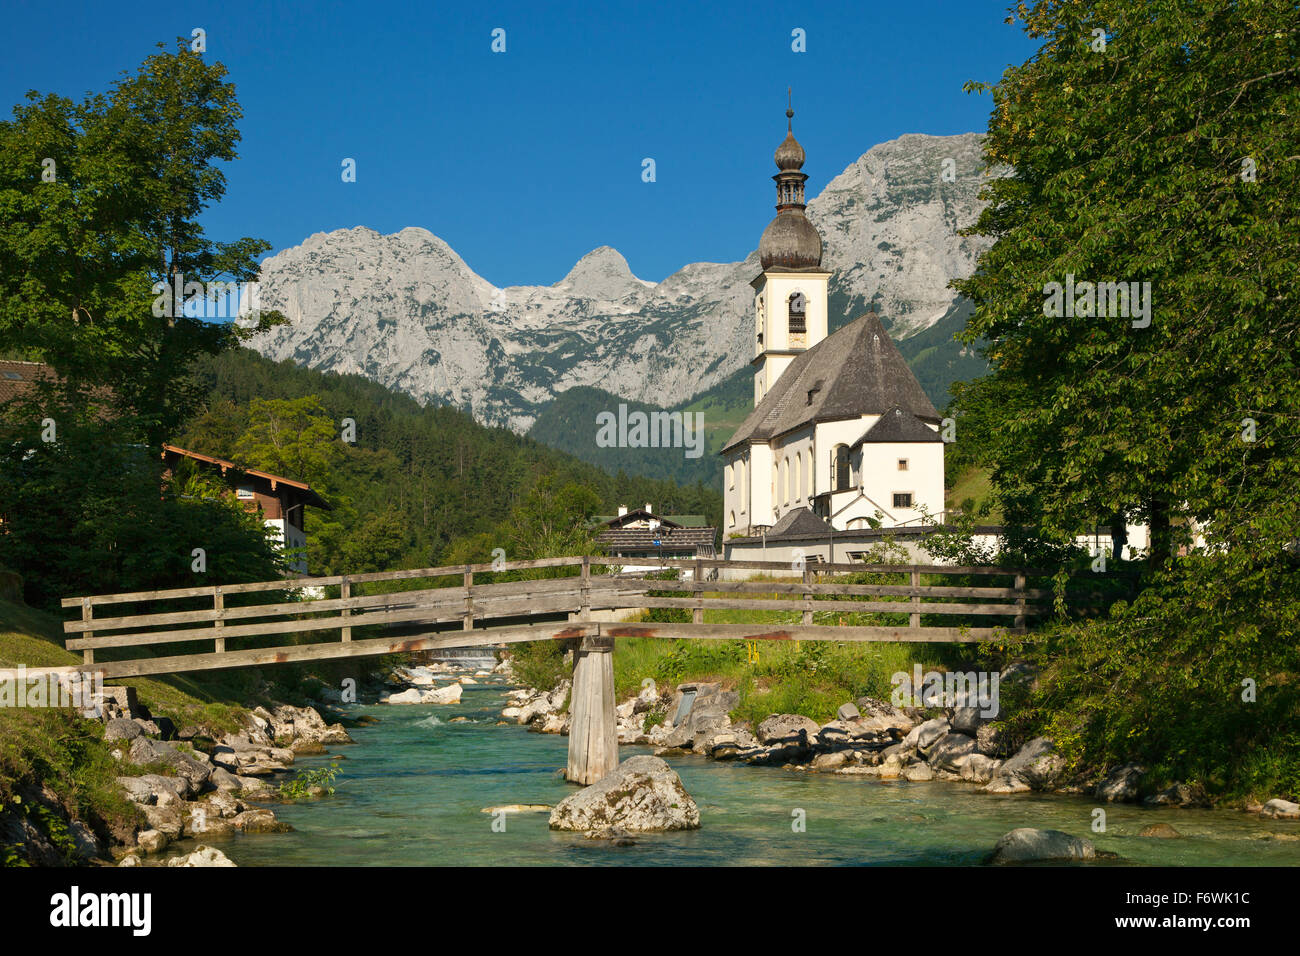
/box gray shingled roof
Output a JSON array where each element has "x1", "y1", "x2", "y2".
[
  {"x1": 596, "y1": 527, "x2": 717, "y2": 553},
  {"x1": 766, "y1": 508, "x2": 833, "y2": 538},
  {"x1": 852, "y1": 405, "x2": 944, "y2": 446},
  {"x1": 721, "y1": 311, "x2": 939, "y2": 453}
]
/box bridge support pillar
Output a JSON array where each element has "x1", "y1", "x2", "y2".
[{"x1": 566, "y1": 635, "x2": 617, "y2": 785}]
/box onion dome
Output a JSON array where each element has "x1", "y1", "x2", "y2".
[
  {"x1": 774, "y1": 109, "x2": 806, "y2": 171},
  {"x1": 758, "y1": 96, "x2": 822, "y2": 270}
]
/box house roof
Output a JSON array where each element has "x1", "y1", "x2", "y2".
[
  {"x1": 0, "y1": 361, "x2": 57, "y2": 405},
  {"x1": 765, "y1": 508, "x2": 834, "y2": 539},
  {"x1": 722, "y1": 311, "x2": 939, "y2": 453},
  {"x1": 162, "y1": 444, "x2": 331, "y2": 510},
  {"x1": 596, "y1": 526, "x2": 717, "y2": 553},
  {"x1": 852, "y1": 405, "x2": 944, "y2": 446}
]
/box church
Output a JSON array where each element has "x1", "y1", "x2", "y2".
[{"x1": 721, "y1": 107, "x2": 946, "y2": 541}]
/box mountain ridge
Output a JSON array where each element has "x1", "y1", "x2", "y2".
[{"x1": 247, "y1": 131, "x2": 996, "y2": 432}]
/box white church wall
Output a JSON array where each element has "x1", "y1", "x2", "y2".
[{"x1": 813, "y1": 416, "x2": 881, "y2": 496}]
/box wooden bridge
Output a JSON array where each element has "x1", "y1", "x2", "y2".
[{"x1": 57, "y1": 555, "x2": 1088, "y2": 784}]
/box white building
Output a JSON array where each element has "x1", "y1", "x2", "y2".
[{"x1": 721, "y1": 106, "x2": 945, "y2": 539}]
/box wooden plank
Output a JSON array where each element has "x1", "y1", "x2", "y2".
[
  {"x1": 1014, "y1": 572, "x2": 1026, "y2": 631},
  {"x1": 597, "y1": 622, "x2": 1019, "y2": 643},
  {"x1": 624, "y1": 596, "x2": 1046, "y2": 616},
  {"x1": 91, "y1": 621, "x2": 599, "y2": 679},
  {"x1": 463, "y1": 566, "x2": 474, "y2": 631},
  {"x1": 692, "y1": 558, "x2": 703, "y2": 625},
  {"x1": 593, "y1": 577, "x2": 1053, "y2": 600}
]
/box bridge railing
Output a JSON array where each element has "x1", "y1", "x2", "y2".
[{"x1": 59, "y1": 556, "x2": 1106, "y2": 678}]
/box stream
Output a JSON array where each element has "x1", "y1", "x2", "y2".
[{"x1": 208, "y1": 684, "x2": 1300, "y2": 866}]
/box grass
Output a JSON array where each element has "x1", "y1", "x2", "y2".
[{"x1": 946, "y1": 464, "x2": 1001, "y2": 521}]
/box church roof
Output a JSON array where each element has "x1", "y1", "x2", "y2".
[
  {"x1": 852, "y1": 405, "x2": 944, "y2": 446},
  {"x1": 721, "y1": 311, "x2": 939, "y2": 453}
]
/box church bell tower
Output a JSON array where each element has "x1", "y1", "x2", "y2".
[{"x1": 751, "y1": 95, "x2": 831, "y2": 406}]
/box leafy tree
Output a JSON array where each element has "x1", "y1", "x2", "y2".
[
  {"x1": 0, "y1": 39, "x2": 281, "y2": 446},
  {"x1": 952, "y1": 0, "x2": 1299, "y2": 565},
  {"x1": 951, "y1": 0, "x2": 1300, "y2": 800}
]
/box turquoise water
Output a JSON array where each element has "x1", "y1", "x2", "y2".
[{"x1": 203, "y1": 685, "x2": 1300, "y2": 866}]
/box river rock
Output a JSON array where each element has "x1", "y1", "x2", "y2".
[
  {"x1": 125, "y1": 738, "x2": 212, "y2": 794},
  {"x1": 757, "y1": 714, "x2": 820, "y2": 745},
  {"x1": 136, "y1": 829, "x2": 168, "y2": 854},
  {"x1": 425, "y1": 684, "x2": 463, "y2": 705},
  {"x1": 380, "y1": 688, "x2": 425, "y2": 704},
  {"x1": 959, "y1": 754, "x2": 1002, "y2": 784},
  {"x1": 549, "y1": 755, "x2": 700, "y2": 832},
  {"x1": 984, "y1": 737, "x2": 1064, "y2": 794},
  {"x1": 837, "y1": 702, "x2": 861, "y2": 721},
  {"x1": 991, "y1": 827, "x2": 1095, "y2": 863},
  {"x1": 166, "y1": 846, "x2": 237, "y2": 867},
  {"x1": 1260, "y1": 799, "x2": 1300, "y2": 820},
  {"x1": 812, "y1": 752, "x2": 849, "y2": 771},
  {"x1": 976, "y1": 722, "x2": 1014, "y2": 757},
  {"x1": 1139, "y1": 823, "x2": 1183, "y2": 838},
  {"x1": 902, "y1": 763, "x2": 935, "y2": 782},
  {"x1": 903, "y1": 718, "x2": 950, "y2": 756},
  {"x1": 1143, "y1": 782, "x2": 1210, "y2": 808},
  {"x1": 1095, "y1": 763, "x2": 1146, "y2": 802},
  {"x1": 927, "y1": 732, "x2": 977, "y2": 773}
]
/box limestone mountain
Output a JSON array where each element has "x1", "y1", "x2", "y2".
[{"x1": 246, "y1": 132, "x2": 995, "y2": 432}]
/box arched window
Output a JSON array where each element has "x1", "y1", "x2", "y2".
[
  {"x1": 832, "y1": 444, "x2": 851, "y2": 492},
  {"x1": 794, "y1": 453, "x2": 802, "y2": 501},
  {"x1": 788, "y1": 291, "x2": 806, "y2": 335},
  {"x1": 727, "y1": 462, "x2": 734, "y2": 489},
  {"x1": 729, "y1": 510, "x2": 736, "y2": 528},
  {"x1": 782, "y1": 456, "x2": 790, "y2": 504}
]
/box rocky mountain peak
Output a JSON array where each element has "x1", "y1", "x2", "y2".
[{"x1": 248, "y1": 132, "x2": 993, "y2": 432}]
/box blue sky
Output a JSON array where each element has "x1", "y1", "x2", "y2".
[{"x1": 3, "y1": 0, "x2": 1039, "y2": 286}]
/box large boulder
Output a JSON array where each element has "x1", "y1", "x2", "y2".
[
  {"x1": 1259, "y1": 799, "x2": 1299, "y2": 820},
  {"x1": 990, "y1": 828, "x2": 1096, "y2": 863},
  {"x1": 424, "y1": 684, "x2": 463, "y2": 705},
  {"x1": 984, "y1": 737, "x2": 1064, "y2": 794},
  {"x1": 125, "y1": 738, "x2": 212, "y2": 794},
  {"x1": 854, "y1": 697, "x2": 915, "y2": 734},
  {"x1": 959, "y1": 754, "x2": 1003, "y2": 784},
  {"x1": 1143, "y1": 782, "x2": 1210, "y2": 808},
  {"x1": 926, "y1": 732, "x2": 977, "y2": 773},
  {"x1": 549, "y1": 756, "x2": 700, "y2": 833},
  {"x1": 166, "y1": 846, "x2": 236, "y2": 867},
  {"x1": 902, "y1": 718, "x2": 950, "y2": 757},
  {"x1": 1095, "y1": 763, "x2": 1146, "y2": 803},
  {"x1": 757, "y1": 714, "x2": 820, "y2": 746},
  {"x1": 103, "y1": 718, "x2": 143, "y2": 743},
  {"x1": 976, "y1": 723, "x2": 1014, "y2": 757}
]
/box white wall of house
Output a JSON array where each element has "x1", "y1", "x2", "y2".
[
  {"x1": 264, "y1": 518, "x2": 309, "y2": 574},
  {"x1": 855, "y1": 437, "x2": 945, "y2": 527}
]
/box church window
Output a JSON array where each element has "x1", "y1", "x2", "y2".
[
  {"x1": 729, "y1": 511, "x2": 735, "y2": 528},
  {"x1": 788, "y1": 291, "x2": 806, "y2": 334},
  {"x1": 794, "y1": 453, "x2": 802, "y2": 501},
  {"x1": 898, "y1": 458, "x2": 909, "y2": 471},
  {"x1": 832, "y1": 445, "x2": 851, "y2": 492},
  {"x1": 893, "y1": 492, "x2": 914, "y2": 509},
  {"x1": 782, "y1": 456, "x2": 790, "y2": 504},
  {"x1": 727, "y1": 463, "x2": 734, "y2": 489}
]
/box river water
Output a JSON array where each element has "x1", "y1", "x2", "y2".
[{"x1": 216, "y1": 683, "x2": 1300, "y2": 867}]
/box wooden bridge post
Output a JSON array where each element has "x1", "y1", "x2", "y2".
[
  {"x1": 566, "y1": 635, "x2": 617, "y2": 785},
  {"x1": 802, "y1": 566, "x2": 813, "y2": 625}
]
